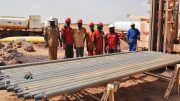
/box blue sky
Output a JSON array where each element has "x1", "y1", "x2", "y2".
[{"x1": 0, "y1": 0, "x2": 149, "y2": 23}]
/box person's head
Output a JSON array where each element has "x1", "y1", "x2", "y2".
[
  {"x1": 97, "y1": 22, "x2": 103, "y2": 31},
  {"x1": 108, "y1": 24, "x2": 115, "y2": 33},
  {"x1": 77, "y1": 19, "x2": 83, "y2": 29},
  {"x1": 49, "y1": 16, "x2": 57, "y2": 28},
  {"x1": 89, "y1": 22, "x2": 95, "y2": 31},
  {"x1": 50, "y1": 16, "x2": 58, "y2": 27},
  {"x1": 131, "y1": 23, "x2": 135, "y2": 29},
  {"x1": 65, "y1": 18, "x2": 71, "y2": 27}
]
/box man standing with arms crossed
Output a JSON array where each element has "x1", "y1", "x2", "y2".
[
  {"x1": 73, "y1": 19, "x2": 87, "y2": 57},
  {"x1": 93, "y1": 22, "x2": 105, "y2": 55}
]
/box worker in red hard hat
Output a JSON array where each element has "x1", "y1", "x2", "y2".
[
  {"x1": 44, "y1": 17, "x2": 61, "y2": 60},
  {"x1": 105, "y1": 24, "x2": 120, "y2": 53},
  {"x1": 73, "y1": 19, "x2": 87, "y2": 57},
  {"x1": 92, "y1": 22, "x2": 105, "y2": 55},
  {"x1": 86, "y1": 22, "x2": 95, "y2": 56},
  {"x1": 61, "y1": 18, "x2": 74, "y2": 58}
]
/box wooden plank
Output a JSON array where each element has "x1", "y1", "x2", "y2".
[{"x1": 164, "y1": 64, "x2": 180, "y2": 99}]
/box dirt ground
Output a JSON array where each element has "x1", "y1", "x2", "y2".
[{"x1": 0, "y1": 34, "x2": 179, "y2": 101}]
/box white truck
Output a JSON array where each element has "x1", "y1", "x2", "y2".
[{"x1": 0, "y1": 15, "x2": 43, "y2": 38}]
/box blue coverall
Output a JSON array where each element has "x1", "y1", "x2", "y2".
[{"x1": 127, "y1": 28, "x2": 140, "y2": 51}]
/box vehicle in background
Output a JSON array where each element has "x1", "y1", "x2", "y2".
[
  {"x1": 113, "y1": 21, "x2": 141, "y2": 42},
  {"x1": 0, "y1": 15, "x2": 43, "y2": 38}
]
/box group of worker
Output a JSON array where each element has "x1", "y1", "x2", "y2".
[{"x1": 44, "y1": 17, "x2": 140, "y2": 60}]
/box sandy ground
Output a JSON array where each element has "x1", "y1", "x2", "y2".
[{"x1": 0, "y1": 41, "x2": 179, "y2": 101}]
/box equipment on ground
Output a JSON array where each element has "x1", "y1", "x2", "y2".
[
  {"x1": 0, "y1": 51, "x2": 180, "y2": 100},
  {"x1": 0, "y1": 36, "x2": 44, "y2": 43}
]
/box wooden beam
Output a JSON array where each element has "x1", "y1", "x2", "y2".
[{"x1": 164, "y1": 64, "x2": 180, "y2": 99}]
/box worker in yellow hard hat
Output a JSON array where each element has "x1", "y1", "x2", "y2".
[{"x1": 44, "y1": 17, "x2": 61, "y2": 60}]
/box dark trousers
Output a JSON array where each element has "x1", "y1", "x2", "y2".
[
  {"x1": 129, "y1": 42, "x2": 137, "y2": 51},
  {"x1": 108, "y1": 49, "x2": 117, "y2": 54},
  {"x1": 76, "y1": 47, "x2": 84, "y2": 57},
  {"x1": 65, "y1": 44, "x2": 74, "y2": 58},
  {"x1": 88, "y1": 50, "x2": 94, "y2": 56}
]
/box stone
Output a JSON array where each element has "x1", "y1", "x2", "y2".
[
  {"x1": 0, "y1": 42, "x2": 5, "y2": 49},
  {"x1": 7, "y1": 59, "x2": 22, "y2": 65},
  {"x1": 14, "y1": 38, "x2": 26, "y2": 45},
  {"x1": 2, "y1": 53, "x2": 14, "y2": 61},
  {"x1": 22, "y1": 41, "x2": 34, "y2": 52},
  {"x1": 0, "y1": 61, "x2": 6, "y2": 66}
]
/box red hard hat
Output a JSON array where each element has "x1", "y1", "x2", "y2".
[
  {"x1": 65, "y1": 18, "x2": 71, "y2": 23},
  {"x1": 77, "y1": 19, "x2": 83, "y2": 24},
  {"x1": 97, "y1": 22, "x2": 103, "y2": 27},
  {"x1": 89, "y1": 22, "x2": 95, "y2": 26}
]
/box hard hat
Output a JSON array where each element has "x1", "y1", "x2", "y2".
[
  {"x1": 49, "y1": 16, "x2": 56, "y2": 21},
  {"x1": 77, "y1": 19, "x2": 83, "y2": 24},
  {"x1": 49, "y1": 16, "x2": 58, "y2": 26},
  {"x1": 131, "y1": 23, "x2": 135, "y2": 26},
  {"x1": 97, "y1": 22, "x2": 103, "y2": 27},
  {"x1": 108, "y1": 24, "x2": 115, "y2": 28},
  {"x1": 65, "y1": 18, "x2": 71, "y2": 23},
  {"x1": 89, "y1": 22, "x2": 94, "y2": 26}
]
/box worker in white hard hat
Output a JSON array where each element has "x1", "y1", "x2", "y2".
[
  {"x1": 44, "y1": 17, "x2": 61, "y2": 60},
  {"x1": 105, "y1": 24, "x2": 120, "y2": 53},
  {"x1": 127, "y1": 23, "x2": 140, "y2": 51}
]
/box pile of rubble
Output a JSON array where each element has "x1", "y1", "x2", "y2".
[{"x1": 0, "y1": 39, "x2": 35, "y2": 66}]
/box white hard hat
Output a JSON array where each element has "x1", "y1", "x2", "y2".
[
  {"x1": 131, "y1": 23, "x2": 135, "y2": 26},
  {"x1": 108, "y1": 24, "x2": 115, "y2": 28},
  {"x1": 49, "y1": 16, "x2": 58, "y2": 26},
  {"x1": 49, "y1": 16, "x2": 56, "y2": 21}
]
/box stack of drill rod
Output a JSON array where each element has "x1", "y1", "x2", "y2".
[{"x1": 0, "y1": 51, "x2": 180, "y2": 100}]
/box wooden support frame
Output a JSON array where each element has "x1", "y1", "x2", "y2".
[
  {"x1": 65, "y1": 64, "x2": 180, "y2": 101},
  {"x1": 100, "y1": 81, "x2": 119, "y2": 101},
  {"x1": 164, "y1": 64, "x2": 180, "y2": 99}
]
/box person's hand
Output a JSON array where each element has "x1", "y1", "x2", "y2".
[
  {"x1": 104, "y1": 50, "x2": 107, "y2": 54},
  {"x1": 74, "y1": 45, "x2": 76, "y2": 49},
  {"x1": 137, "y1": 36, "x2": 140, "y2": 41},
  {"x1": 44, "y1": 43, "x2": 48, "y2": 48},
  {"x1": 138, "y1": 37, "x2": 140, "y2": 41},
  {"x1": 60, "y1": 42, "x2": 62, "y2": 47},
  {"x1": 63, "y1": 44, "x2": 66, "y2": 49},
  {"x1": 117, "y1": 49, "x2": 121, "y2": 52},
  {"x1": 104, "y1": 49, "x2": 107, "y2": 54}
]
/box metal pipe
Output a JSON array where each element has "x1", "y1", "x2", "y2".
[
  {"x1": 1, "y1": 52, "x2": 149, "y2": 86},
  {"x1": 34, "y1": 58, "x2": 180, "y2": 100},
  {"x1": 15, "y1": 55, "x2": 159, "y2": 97},
  {"x1": 25, "y1": 56, "x2": 179, "y2": 96},
  {"x1": 0, "y1": 52, "x2": 179, "y2": 100},
  {"x1": 0, "y1": 51, "x2": 134, "y2": 70}
]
